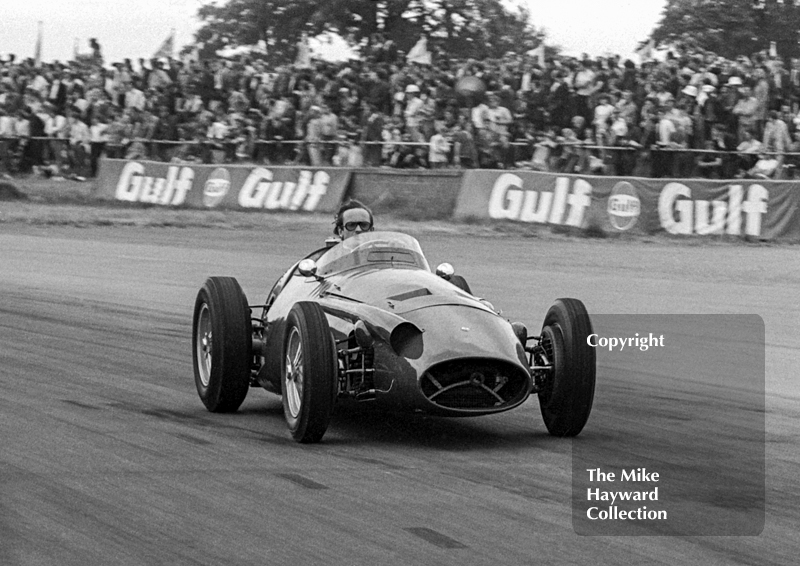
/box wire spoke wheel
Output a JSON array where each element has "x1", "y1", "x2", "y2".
[
  {"x1": 195, "y1": 305, "x2": 213, "y2": 388},
  {"x1": 284, "y1": 327, "x2": 304, "y2": 419},
  {"x1": 537, "y1": 298, "x2": 596, "y2": 437},
  {"x1": 281, "y1": 302, "x2": 338, "y2": 443},
  {"x1": 191, "y1": 277, "x2": 251, "y2": 413}
]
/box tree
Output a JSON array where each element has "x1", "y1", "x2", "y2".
[
  {"x1": 191, "y1": 0, "x2": 542, "y2": 62},
  {"x1": 651, "y1": 0, "x2": 800, "y2": 59}
]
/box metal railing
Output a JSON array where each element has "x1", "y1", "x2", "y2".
[{"x1": 1, "y1": 135, "x2": 799, "y2": 180}]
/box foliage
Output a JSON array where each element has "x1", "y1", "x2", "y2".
[
  {"x1": 651, "y1": 0, "x2": 800, "y2": 59},
  {"x1": 192, "y1": 0, "x2": 543, "y2": 62}
]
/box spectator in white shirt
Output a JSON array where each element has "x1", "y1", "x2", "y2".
[
  {"x1": 0, "y1": 106, "x2": 15, "y2": 175},
  {"x1": 123, "y1": 80, "x2": 146, "y2": 111},
  {"x1": 67, "y1": 110, "x2": 91, "y2": 177},
  {"x1": 486, "y1": 94, "x2": 513, "y2": 167},
  {"x1": 593, "y1": 94, "x2": 616, "y2": 144},
  {"x1": 403, "y1": 84, "x2": 425, "y2": 142},
  {"x1": 0, "y1": 107, "x2": 15, "y2": 137},
  {"x1": 428, "y1": 122, "x2": 450, "y2": 168},
  {"x1": 89, "y1": 116, "x2": 109, "y2": 176}
]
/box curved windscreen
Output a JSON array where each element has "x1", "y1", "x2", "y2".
[{"x1": 316, "y1": 231, "x2": 430, "y2": 276}]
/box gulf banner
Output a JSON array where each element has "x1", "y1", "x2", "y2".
[
  {"x1": 95, "y1": 159, "x2": 351, "y2": 213},
  {"x1": 454, "y1": 170, "x2": 800, "y2": 240}
]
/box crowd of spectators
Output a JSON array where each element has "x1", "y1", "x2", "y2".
[{"x1": 4, "y1": 35, "x2": 800, "y2": 180}]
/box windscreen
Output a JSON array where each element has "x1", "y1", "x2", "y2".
[{"x1": 316, "y1": 231, "x2": 430, "y2": 276}]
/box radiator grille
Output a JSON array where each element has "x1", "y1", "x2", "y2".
[{"x1": 420, "y1": 359, "x2": 528, "y2": 410}]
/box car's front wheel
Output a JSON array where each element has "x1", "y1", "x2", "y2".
[
  {"x1": 281, "y1": 302, "x2": 338, "y2": 443},
  {"x1": 537, "y1": 298, "x2": 596, "y2": 437},
  {"x1": 192, "y1": 277, "x2": 252, "y2": 412}
]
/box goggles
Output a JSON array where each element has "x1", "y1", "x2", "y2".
[{"x1": 343, "y1": 221, "x2": 372, "y2": 232}]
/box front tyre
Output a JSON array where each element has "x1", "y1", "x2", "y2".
[
  {"x1": 192, "y1": 277, "x2": 252, "y2": 412},
  {"x1": 538, "y1": 298, "x2": 596, "y2": 437},
  {"x1": 282, "y1": 302, "x2": 338, "y2": 443}
]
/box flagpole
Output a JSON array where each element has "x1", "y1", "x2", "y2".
[{"x1": 34, "y1": 21, "x2": 43, "y2": 67}]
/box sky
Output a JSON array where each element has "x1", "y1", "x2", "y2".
[{"x1": 1, "y1": 0, "x2": 668, "y2": 64}]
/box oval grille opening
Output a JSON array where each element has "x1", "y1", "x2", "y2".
[{"x1": 421, "y1": 359, "x2": 528, "y2": 410}]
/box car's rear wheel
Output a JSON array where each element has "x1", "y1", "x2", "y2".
[
  {"x1": 192, "y1": 277, "x2": 252, "y2": 412},
  {"x1": 537, "y1": 298, "x2": 595, "y2": 437},
  {"x1": 282, "y1": 302, "x2": 338, "y2": 443}
]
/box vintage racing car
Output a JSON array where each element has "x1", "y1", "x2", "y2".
[{"x1": 192, "y1": 231, "x2": 596, "y2": 443}]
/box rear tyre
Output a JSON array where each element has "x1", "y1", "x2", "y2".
[
  {"x1": 449, "y1": 275, "x2": 472, "y2": 294},
  {"x1": 192, "y1": 277, "x2": 252, "y2": 412},
  {"x1": 282, "y1": 302, "x2": 338, "y2": 443},
  {"x1": 537, "y1": 298, "x2": 596, "y2": 437}
]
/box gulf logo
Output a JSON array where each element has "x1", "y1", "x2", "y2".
[
  {"x1": 203, "y1": 168, "x2": 231, "y2": 208},
  {"x1": 607, "y1": 181, "x2": 641, "y2": 231}
]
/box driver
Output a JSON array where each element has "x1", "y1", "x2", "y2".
[{"x1": 333, "y1": 199, "x2": 375, "y2": 240}]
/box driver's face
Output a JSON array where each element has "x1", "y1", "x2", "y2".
[{"x1": 341, "y1": 208, "x2": 372, "y2": 240}]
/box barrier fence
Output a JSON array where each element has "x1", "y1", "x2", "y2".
[
  {"x1": 2, "y1": 135, "x2": 799, "y2": 180},
  {"x1": 96, "y1": 158, "x2": 800, "y2": 240}
]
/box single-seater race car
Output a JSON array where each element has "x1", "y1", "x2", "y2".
[{"x1": 192, "y1": 231, "x2": 595, "y2": 443}]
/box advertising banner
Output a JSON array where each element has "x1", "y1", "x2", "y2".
[
  {"x1": 96, "y1": 159, "x2": 351, "y2": 214},
  {"x1": 454, "y1": 170, "x2": 800, "y2": 239}
]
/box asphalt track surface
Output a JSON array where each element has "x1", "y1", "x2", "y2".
[{"x1": 1, "y1": 220, "x2": 798, "y2": 565}]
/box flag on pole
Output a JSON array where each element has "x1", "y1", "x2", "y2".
[
  {"x1": 73, "y1": 37, "x2": 79, "y2": 60},
  {"x1": 635, "y1": 39, "x2": 655, "y2": 62},
  {"x1": 526, "y1": 44, "x2": 546, "y2": 68},
  {"x1": 153, "y1": 29, "x2": 175, "y2": 59},
  {"x1": 407, "y1": 36, "x2": 432, "y2": 65},
  {"x1": 34, "y1": 21, "x2": 43, "y2": 67}
]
